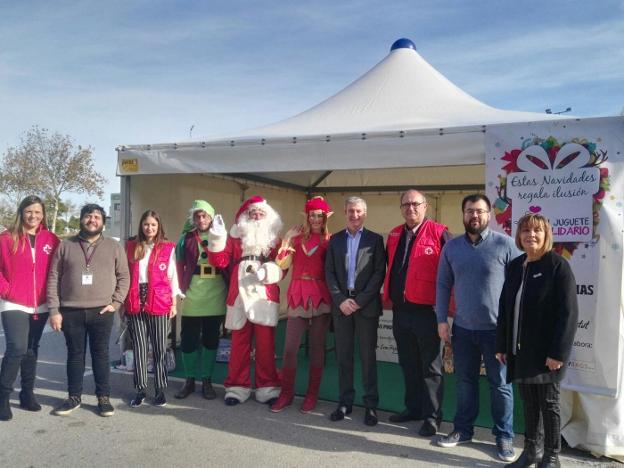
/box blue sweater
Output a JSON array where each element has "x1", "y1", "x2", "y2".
[{"x1": 436, "y1": 229, "x2": 519, "y2": 330}]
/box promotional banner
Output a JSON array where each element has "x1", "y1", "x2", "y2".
[
  {"x1": 376, "y1": 310, "x2": 398, "y2": 363},
  {"x1": 485, "y1": 117, "x2": 624, "y2": 397}
]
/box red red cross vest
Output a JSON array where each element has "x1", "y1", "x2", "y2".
[
  {"x1": 125, "y1": 240, "x2": 175, "y2": 315},
  {"x1": 384, "y1": 219, "x2": 447, "y2": 306}
]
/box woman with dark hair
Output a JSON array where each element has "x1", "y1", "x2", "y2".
[
  {"x1": 124, "y1": 210, "x2": 180, "y2": 407},
  {"x1": 270, "y1": 196, "x2": 333, "y2": 413},
  {"x1": 496, "y1": 213, "x2": 578, "y2": 468},
  {"x1": 0, "y1": 195, "x2": 60, "y2": 420}
]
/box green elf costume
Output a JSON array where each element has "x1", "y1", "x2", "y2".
[{"x1": 174, "y1": 200, "x2": 227, "y2": 399}]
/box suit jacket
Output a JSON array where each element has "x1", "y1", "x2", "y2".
[{"x1": 325, "y1": 228, "x2": 386, "y2": 318}]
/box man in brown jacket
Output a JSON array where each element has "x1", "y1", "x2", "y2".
[{"x1": 47, "y1": 204, "x2": 129, "y2": 417}]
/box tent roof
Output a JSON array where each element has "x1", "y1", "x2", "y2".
[
  {"x1": 238, "y1": 38, "x2": 558, "y2": 138},
  {"x1": 118, "y1": 38, "x2": 566, "y2": 192}
]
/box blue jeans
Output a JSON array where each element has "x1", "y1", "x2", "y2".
[{"x1": 452, "y1": 324, "x2": 514, "y2": 440}]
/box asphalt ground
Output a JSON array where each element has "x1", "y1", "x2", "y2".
[{"x1": 0, "y1": 322, "x2": 619, "y2": 468}]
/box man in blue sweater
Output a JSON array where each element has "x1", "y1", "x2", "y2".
[{"x1": 435, "y1": 194, "x2": 520, "y2": 463}]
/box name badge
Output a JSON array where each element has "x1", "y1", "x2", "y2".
[{"x1": 82, "y1": 271, "x2": 93, "y2": 285}]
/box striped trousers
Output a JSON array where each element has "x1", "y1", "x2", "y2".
[{"x1": 127, "y1": 310, "x2": 170, "y2": 391}]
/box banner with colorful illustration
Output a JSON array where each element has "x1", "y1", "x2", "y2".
[{"x1": 486, "y1": 117, "x2": 624, "y2": 397}]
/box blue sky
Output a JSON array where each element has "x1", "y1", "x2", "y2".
[{"x1": 1, "y1": 0, "x2": 623, "y2": 206}]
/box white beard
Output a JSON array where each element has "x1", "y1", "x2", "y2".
[{"x1": 237, "y1": 218, "x2": 280, "y2": 257}]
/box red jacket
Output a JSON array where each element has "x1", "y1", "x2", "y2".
[
  {"x1": 209, "y1": 237, "x2": 280, "y2": 307},
  {"x1": 384, "y1": 219, "x2": 447, "y2": 306},
  {"x1": 0, "y1": 227, "x2": 60, "y2": 308},
  {"x1": 125, "y1": 240, "x2": 175, "y2": 315}
]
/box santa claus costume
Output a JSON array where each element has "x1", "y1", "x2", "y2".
[{"x1": 208, "y1": 196, "x2": 284, "y2": 405}]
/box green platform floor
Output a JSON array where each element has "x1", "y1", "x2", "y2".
[{"x1": 170, "y1": 319, "x2": 525, "y2": 434}]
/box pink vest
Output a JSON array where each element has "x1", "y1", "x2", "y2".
[
  {"x1": 0, "y1": 227, "x2": 60, "y2": 308},
  {"x1": 125, "y1": 240, "x2": 175, "y2": 315}
]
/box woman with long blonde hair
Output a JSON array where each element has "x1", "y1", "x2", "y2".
[{"x1": 271, "y1": 196, "x2": 333, "y2": 413}]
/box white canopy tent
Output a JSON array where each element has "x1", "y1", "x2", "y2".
[
  {"x1": 115, "y1": 39, "x2": 623, "y2": 460},
  {"x1": 117, "y1": 38, "x2": 563, "y2": 196}
]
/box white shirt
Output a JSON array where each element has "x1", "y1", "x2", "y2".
[{"x1": 138, "y1": 243, "x2": 182, "y2": 300}]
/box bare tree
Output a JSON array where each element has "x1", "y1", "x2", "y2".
[{"x1": 0, "y1": 126, "x2": 107, "y2": 233}]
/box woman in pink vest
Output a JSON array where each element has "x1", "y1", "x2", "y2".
[
  {"x1": 124, "y1": 210, "x2": 180, "y2": 408},
  {"x1": 270, "y1": 196, "x2": 333, "y2": 413},
  {"x1": 0, "y1": 195, "x2": 60, "y2": 421}
]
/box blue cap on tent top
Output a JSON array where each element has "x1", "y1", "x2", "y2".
[{"x1": 390, "y1": 38, "x2": 416, "y2": 51}]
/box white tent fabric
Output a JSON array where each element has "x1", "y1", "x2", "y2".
[
  {"x1": 241, "y1": 40, "x2": 559, "y2": 137},
  {"x1": 117, "y1": 39, "x2": 563, "y2": 184}
]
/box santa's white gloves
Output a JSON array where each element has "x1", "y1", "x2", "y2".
[
  {"x1": 255, "y1": 262, "x2": 283, "y2": 285},
  {"x1": 210, "y1": 214, "x2": 226, "y2": 236},
  {"x1": 208, "y1": 214, "x2": 227, "y2": 252}
]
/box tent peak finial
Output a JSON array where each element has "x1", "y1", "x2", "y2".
[{"x1": 390, "y1": 38, "x2": 416, "y2": 52}]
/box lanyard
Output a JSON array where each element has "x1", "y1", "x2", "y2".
[{"x1": 79, "y1": 239, "x2": 99, "y2": 270}]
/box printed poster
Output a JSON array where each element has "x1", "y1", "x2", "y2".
[{"x1": 486, "y1": 117, "x2": 624, "y2": 397}]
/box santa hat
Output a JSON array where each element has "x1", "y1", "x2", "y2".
[
  {"x1": 235, "y1": 195, "x2": 269, "y2": 223},
  {"x1": 230, "y1": 196, "x2": 282, "y2": 240},
  {"x1": 304, "y1": 196, "x2": 332, "y2": 214}
]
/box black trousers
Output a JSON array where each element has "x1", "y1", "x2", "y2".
[
  {"x1": 61, "y1": 307, "x2": 114, "y2": 398},
  {"x1": 519, "y1": 382, "x2": 560, "y2": 453},
  {"x1": 0, "y1": 310, "x2": 48, "y2": 397},
  {"x1": 180, "y1": 315, "x2": 223, "y2": 352},
  {"x1": 332, "y1": 310, "x2": 379, "y2": 409},
  {"x1": 392, "y1": 303, "x2": 443, "y2": 423}
]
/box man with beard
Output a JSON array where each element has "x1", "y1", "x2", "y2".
[
  {"x1": 435, "y1": 194, "x2": 520, "y2": 463},
  {"x1": 47, "y1": 204, "x2": 129, "y2": 417},
  {"x1": 208, "y1": 196, "x2": 283, "y2": 405},
  {"x1": 383, "y1": 190, "x2": 450, "y2": 436}
]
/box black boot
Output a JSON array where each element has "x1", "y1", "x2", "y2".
[
  {"x1": 19, "y1": 390, "x2": 41, "y2": 412},
  {"x1": 505, "y1": 441, "x2": 543, "y2": 467},
  {"x1": 537, "y1": 451, "x2": 560, "y2": 468},
  {"x1": 19, "y1": 350, "x2": 41, "y2": 411},
  {"x1": 0, "y1": 396, "x2": 12, "y2": 421},
  {"x1": 0, "y1": 354, "x2": 21, "y2": 421},
  {"x1": 174, "y1": 378, "x2": 195, "y2": 399},
  {"x1": 0, "y1": 355, "x2": 21, "y2": 400},
  {"x1": 202, "y1": 379, "x2": 216, "y2": 400}
]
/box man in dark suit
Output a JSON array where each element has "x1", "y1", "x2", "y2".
[{"x1": 325, "y1": 196, "x2": 386, "y2": 426}]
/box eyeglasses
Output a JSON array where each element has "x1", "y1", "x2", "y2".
[
  {"x1": 464, "y1": 209, "x2": 490, "y2": 216},
  {"x1": 400, "y1": 201, "x2": 426, "y2": 209}
]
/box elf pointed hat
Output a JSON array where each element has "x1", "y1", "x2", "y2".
[
  {"x1": 304, "y1": 196, "x2": 332, "y2": 215},
  {"x1": 179, "y1": 199, "x2": 216, "y2": 235}
]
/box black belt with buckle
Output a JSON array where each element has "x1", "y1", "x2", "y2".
[
  {"x1": 237, "y1": 255, "x2": 268, "y2": 264},
  {"x1": 347, "y1": 289, "x2": 357, "y2": 297},
  {"x1": 193, "y1": 265, "x2": 219, "y2": 278}
]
